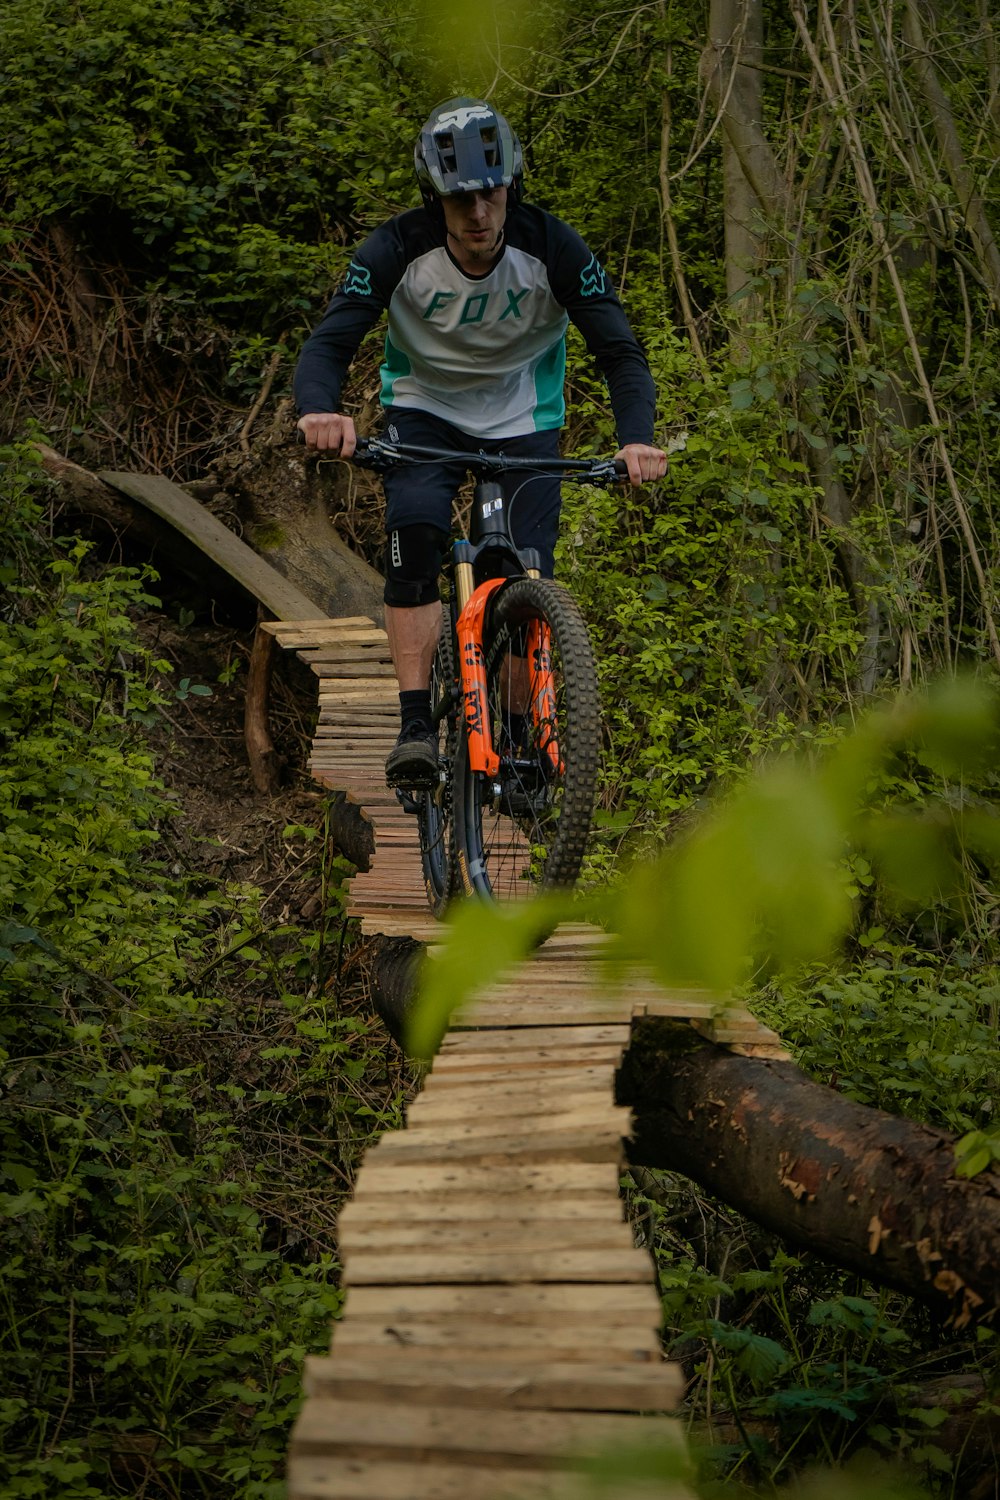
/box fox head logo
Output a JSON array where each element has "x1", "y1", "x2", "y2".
[
  {"x1": 437, "y1": 104, "x2": 493, "y2": 131},
  {"x1": 343, "y1": 262, "x2": 372, "y2": 296},
  {"x1": 580, "y1": 254, "x2": 607, "y2": 298}
]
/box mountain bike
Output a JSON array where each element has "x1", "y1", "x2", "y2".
[{"x1": 352, "y1": 436, "x2": 625, "y2": 913}]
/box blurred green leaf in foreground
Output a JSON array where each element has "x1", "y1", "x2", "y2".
[{"x1": 410, "y1": 677, "x2": 1000, "y2": 1055}]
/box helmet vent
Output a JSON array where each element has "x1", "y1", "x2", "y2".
[{"x1": 435, "y1": 131, "x2": 457, "y2": 171}]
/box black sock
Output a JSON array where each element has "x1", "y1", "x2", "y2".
[{"x1": 399, "y1": 689, "x2": 432, "y2": 734}]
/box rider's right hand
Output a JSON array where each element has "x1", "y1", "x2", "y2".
[{"x1": 296, "y1": 412, "x2": 357, "y2": 456}]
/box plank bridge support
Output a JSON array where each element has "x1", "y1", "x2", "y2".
[{"x1": 264, "y1": 617, "x2": 785, "y2": 1500}]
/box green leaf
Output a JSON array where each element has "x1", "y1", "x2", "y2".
[{"x1": 407, "y1": 894, "x2": 574, "y2": 1057}]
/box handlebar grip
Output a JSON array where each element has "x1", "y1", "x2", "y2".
[{"x1": 613, "y1": 459, "x2": 629, "y2": 479}]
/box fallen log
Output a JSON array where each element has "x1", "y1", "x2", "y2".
[
  {"x1": 326, "y1": 795, "x2": 375, "y2": 873},
  {"x1": 365, "y1": 950, "x2": 1000, "y2": 1325},
  {"x1": 618, "y1": 1017, "x2": 1000, "y2": 1328}
]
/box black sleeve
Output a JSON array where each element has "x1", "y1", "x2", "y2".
[
  {"x1": 546, "y1": 218, "x2": 657, "y2": 447},
  {"x1": 293, "y1": 223, "x2": 405, "y2": 415}
]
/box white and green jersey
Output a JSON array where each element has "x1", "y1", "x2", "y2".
[{"x1": 294, "y1": 202, "x2": 656, "y2": 444}]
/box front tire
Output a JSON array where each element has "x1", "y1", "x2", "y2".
[
  {"x1": 417, "y1": 630, "x2": 460, "y2": 916},
  {"x1": 454, "y1": 578, "x2": 600, "y2": 904}
]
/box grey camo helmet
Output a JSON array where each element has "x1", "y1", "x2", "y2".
[{"x1": 414, "y1": 97, "x2": 523, "y2": 208}]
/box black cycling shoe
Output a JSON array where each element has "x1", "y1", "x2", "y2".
[{"x1": 385, "y1": 722, "x2": 439, "y2": 788}]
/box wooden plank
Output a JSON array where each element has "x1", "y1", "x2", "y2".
[
  {"x1": 303, "y1": 1355, "x2": 684, "y2": 1412},
  {"x1": 290, "y1": 1398, "x2": 682, "y2": 1462},
  {"x1": 339, "y1": 1281, "x2": 663, "y2": 1319},
  {"x1": 339, "y1": 1218, "x2": 637, "y2": 1257},
  {"x1": 350, "y1": 1161, "x2": 620, "y2": 1197},
  {"x1": 337, "y1": 1190, "x2": 617, "y2": 1223},
  {"x1": 437, "y1": 1025, "x2": 630, "y2": 1052},
  {"x1": 290, "y1": 1457, "x2": 693, "y2": 1500},
  {"x1": 331, "y1": 1327, "x2": 661, "y2": 1363},
  {"x1": 261, "y1": 616, "x2": 375, "y2": 633},
  {"x1": 365, "y1": 1122, "x2": 626, "y2": 1164},
  {"x1": 343, "y1": 1247, "x2": 652, "y2": 1285},
  {"x1": 98, "y1": 472, "x2": 324, "y2": 620},
  {"x1": 425, "y1": 1057, "x2": 625, "y2": 1083},
  {"x1": 455, "y1": 1004, "x2": 636, "y2": 1028},
  {"x1": 417, "y1": 1069, "x2": 615, "y2": 1100},
  {"x1": 288, "y1": 1455, "x2": 565, "y2": 1500},
  {"x1": 302, "y1": 631, "x2": 391, "y2": 647},
  {"x1": 406, "y1": 1093, "x2": 624, "y2": 1128}
]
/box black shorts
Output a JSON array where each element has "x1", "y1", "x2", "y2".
[{"x1": 381, "y1": 408, "x2": 562, "y2": 577}]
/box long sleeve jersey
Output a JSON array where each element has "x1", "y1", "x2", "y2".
[{"x1": 293, "y1": 201, "x2": 656, "y2": 444}]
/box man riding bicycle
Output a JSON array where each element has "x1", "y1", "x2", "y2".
[{"x1": 294, "y1": 96, "x2": 666, "y2": 788}]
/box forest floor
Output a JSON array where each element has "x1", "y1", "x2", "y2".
[{"x1": 135, "y1": 605, "x2": 323, "y2": 916}]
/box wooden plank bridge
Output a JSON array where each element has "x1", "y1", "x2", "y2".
[{"x1": 265, "y1": 616, "x2": 785, "y2": 1500}]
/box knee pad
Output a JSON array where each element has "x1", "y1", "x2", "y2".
[{"x1": 383, "y1": 523, "x2": 448, "y2": 607}]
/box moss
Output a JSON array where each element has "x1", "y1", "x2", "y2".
[{"x1": 251, "y1": 521, "x2": 286, "y2": 551}]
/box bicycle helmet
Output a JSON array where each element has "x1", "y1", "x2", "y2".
[{"x1": 414, "y1": 96, "x2": 523, "y2": 208}]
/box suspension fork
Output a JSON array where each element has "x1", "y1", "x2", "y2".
[
  {"x1": 526, "y1": 615, "x2": 562, "y2": 773},
  {"x1": 455, "y1": 574, "x2": 503, "y2": 777},
  {"x1": 454, "y1": 552, "x2": 559, "y2": 776}
]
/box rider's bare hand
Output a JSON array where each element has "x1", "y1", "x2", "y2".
[
  {"x1": 615, "y1": 442, "x2": 667, "y2": 486},
  {"x1": 297, "y1": 412, "x2": 357, "y2": 456}
]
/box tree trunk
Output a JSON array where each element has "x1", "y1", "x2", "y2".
[
  {"x1": 902, "y1": 0, "x2": 1000, "y2": 311},
  {"x1": 34, "y1": 443, "x2": 385, "y2": 628},
  {"x1": 213, "y1": 400, "x2": 385, "y2": 626},
  {"x1": 704, "y1": 0, "x2": 768, "y2": 309},
  {"x1": 619, "y1": 1016, "x2": 1000, "y2": 1328}
]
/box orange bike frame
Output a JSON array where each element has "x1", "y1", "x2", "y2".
[{"x1": 456, "y1": 581, "x2": 559, "y2": 777}]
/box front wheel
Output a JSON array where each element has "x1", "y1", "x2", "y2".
[{"x1": 454, "y1": 578, "x2": 600, "y2": 904}]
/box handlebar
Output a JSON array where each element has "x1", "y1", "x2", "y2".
[{"x1": 349, "y1": 436, "x2": 628, "y2": 486}]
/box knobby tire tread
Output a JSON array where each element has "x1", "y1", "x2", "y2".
[{"x1": 417, "y1": 629, "x2": 459, "y2": 916}]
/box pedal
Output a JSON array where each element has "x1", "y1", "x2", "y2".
[{"x1": 393, "y1": 786, "x2": 422, "y2": 814}]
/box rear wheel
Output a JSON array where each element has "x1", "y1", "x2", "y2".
[
  {"x1": 417, "y1": 629, "x2": 460, "y2": 916},
  {"x1": 454, "y1": 578, "x2": 600, "y2": 904}
]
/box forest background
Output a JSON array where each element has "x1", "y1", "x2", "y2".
[{"x1": 2, "y1": 0, "x2": 1000, "y2": 1495}]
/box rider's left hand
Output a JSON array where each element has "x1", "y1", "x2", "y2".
[{"x1": 615, "y1": 443, "x2": 668, "y2": 486}]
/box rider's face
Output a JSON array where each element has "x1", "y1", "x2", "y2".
[{"x1": 441, "y1": 186, "x2": 508, "y2": 267}]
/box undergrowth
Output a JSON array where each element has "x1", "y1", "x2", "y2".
[
  {"x1": 0, "y1": 445, "x2": 407, "y2": 1498},
  {"x1": 628, "y1": 947, "x2": 1000, "y2": 1493}
]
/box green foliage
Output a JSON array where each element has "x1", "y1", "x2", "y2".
[
  {"x1": 637, "y1": 1178, "x2": 996, "y2": 1495},
  {"x1": 0, "y1": 447, "x2": 403, "y2": 1496},
  {"x1": 0, "y1": 0, "x2": 413, "y2": 309},
  {"x1": 559, "y1": 339, "x2": 868, "y2": 839},
  {"x1": 755, "y1": 962, "x2": 1000, "y2": 1137}
]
